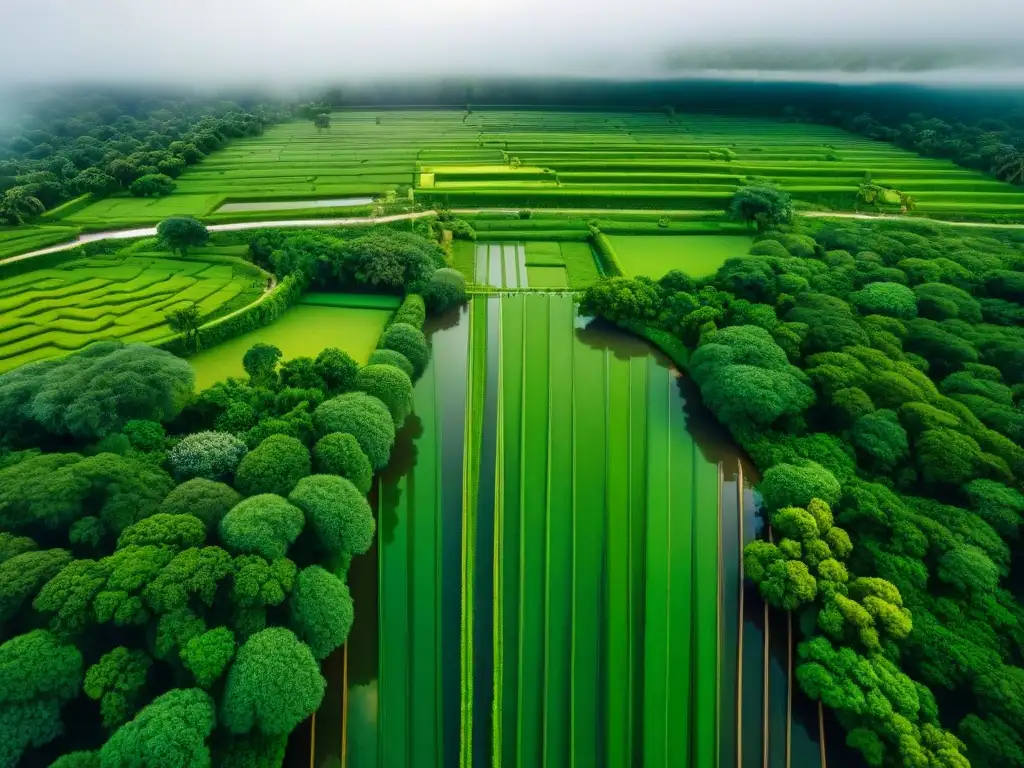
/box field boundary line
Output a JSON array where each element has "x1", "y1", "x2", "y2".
[{"x1": 7, "y1": 207, "x2": 1024, "y2": 266}]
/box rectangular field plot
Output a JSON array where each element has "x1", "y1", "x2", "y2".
[
  {"x1": 610, "y1": 234, "x2": 754, "y2": 278},
  {"x1": 187, "y1": 299, "x2": 393, "y2": 389},
  {"x1": 525, "y1": 265, "x2": 568, "y2": 288},
  {"x1": 474, "y1": 243, "x2": 528, "y2": 289},
  {"x1": 0, "y1": 254, "x2": 264, "y2": 373}
]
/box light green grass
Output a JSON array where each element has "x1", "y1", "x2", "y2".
[
  {"x1": 609, "y1": 234, "x2": 754, "y2": 279},
  {"x1": 0, "y1": 225, "x2": 81, "y2": 259},
  {"x1": 559, "y1": 243, "x2": 601, "y2": 289},
  {"x1": 525, "y1": 242, "x2": 564, "y2": 266},
  {"x1": 525, "y1": 266, "x2": 569, "y2": 289},
  {"x1": 187, "y1": 303, "x2": 391, "y2": 388},
  {"x1": 0, "y1": 255, "x2": 262, "y2": 373}
]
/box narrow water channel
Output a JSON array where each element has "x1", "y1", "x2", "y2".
[{"x1": 297, "y1": 294, "x2": 856, "y2": 768}]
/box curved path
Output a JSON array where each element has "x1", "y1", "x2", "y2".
[{"x1": 4, "y1": 209, "x2": 1024, "y2": 266}]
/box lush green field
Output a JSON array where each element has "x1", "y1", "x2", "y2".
[
  {"x1": 187, "y1": 294, "x2": 393, "y2": 388},
  {"x1": 471, "y1": 241, "x2": 599, "y2": 289},
  {"x1": 609, "y1": 234, "x2": 755, "y2": 279},
  {"x1": 43, "y1": 110, "x2": 1024, "y2": 231},
  {"x1": 0, "y1": 224, "x2": 81, "y2": 259},
  {"x1": 0, "y1": 247, "x2": 265, "y2": 372},
  {"x1": 350, "y1": 294, "x2": 728, "y2": 767}
]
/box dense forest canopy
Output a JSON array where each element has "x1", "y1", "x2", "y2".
[{"x1": 581, "y1": 210, "x2": 1024, "y2": 767}]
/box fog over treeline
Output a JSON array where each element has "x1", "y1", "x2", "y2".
[{"x1": 3, "y1": 0, "x2": 1024, "y2": 86}]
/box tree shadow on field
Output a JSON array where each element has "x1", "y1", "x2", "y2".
[
  {"x1": 575, "y1": 315, "x2": 750, "y2": 467},
  {"x1": 372, "y1": 412, "x2": 423, "y2": 547}
]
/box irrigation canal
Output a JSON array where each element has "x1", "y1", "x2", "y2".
[{"x1": 290, "y1": 294, "x2": 861, "y2": 768}]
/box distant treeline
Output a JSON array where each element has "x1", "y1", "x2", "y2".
[{"x1": 0, "y1": 88, "x2": 290, "y2": 224}]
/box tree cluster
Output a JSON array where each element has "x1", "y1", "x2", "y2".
[
  {"x1": 0, "y1": 90, "x2": 288, "y2": 223},
  {"x1": 0, "y1": 258, "x2": 436, "y2": 764},
  {"x1": 581, "y1": 210, "x2": 1024, "y2": 767}
]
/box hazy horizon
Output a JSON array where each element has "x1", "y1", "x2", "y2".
[{"x1": 4, "y1": 0, "x2": 1024, "y2": 88}]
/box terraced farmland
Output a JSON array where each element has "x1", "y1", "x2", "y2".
[
  {"x1": 0, "y1": 247, "x2": 265, "y2": 372},
  {"x1": 52, "y1": 110, "x2": 1024, "y2": 230}
]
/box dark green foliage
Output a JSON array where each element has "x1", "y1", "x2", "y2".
[
  {"x1": 313, "y1": 392, "x2": 395, "y2": 470},
  {"x1": 689, "y1": 325, "x2": 815, "y2": 434},
  {"x1": 49, "y1": 752, "x2": 100, "y2": 768},
  {"x1": 156, "y1": 216, "x2": 209, "y2": 257},
  {"x1": 378, "y1": 322, "x2": 429, "y2": 378},
  {"x1": 288, "y1": 566, "x2": 354, "y2": 660},
  {"x1": 220, "y1": 627, "x2": 325, "y2": 736},
  {"x1": 121, "y1": 421, "x2": 166, "y2": 453},
  {"x1": 0, "y1": 532, "x2": 37, "y2": 564},
  {"x1": 0, "y1": 549, "x2": 72, "y2": 622},
  {"x1": 849, "y1": 282, "x2": 918, "y2": 319},
  {"x1": 276, "y1": 357, "x2": 323, "y2": 391},
  {"x1": 116, "y1": 514, "x2": 205, "y2": 551},
  {"x1": 355, "y1": 364, "x2": 414, "y2": 427},
  {"x1": 423, "y1": 272, "x2": 467, "y2": 313},
  {"x1": 759, "y1": 461, "x2": 841, "y2": 511},
  {"x1": 219, "y1": 495, "x2": 304, "y2": 561},
  {"x1": 168, "y1": 431, "x2": 248, "y2": 482},
  {"x1": 334, "y1": 231, "x2": 444, "y2": 289},
  {"x1": 368, "y1": 348, "x2": 415, "y2": 379},
  {"x1": 142, "y1": 546, "x2": 233, "y2": 615},
  {"x1": 288, "y1": 475, "x2": 374, "y2": 568},
  {"x1": 0, "y1": 342, "x2": 193, "y2": 441},
  {"x1": 242, "y1": 344, "x2": 282, "y2": 388},
  {"x1": 98, "y1": 688, "x2": 215, "y2": 768},
  {"x1": 213, "y1": 732, "x2": 288, "y2": 768},
  {"x1": 914, "y1": 282, "x2": 982, "y2": 322},
  {"x1": 83, "y1": 647, "x2": 151, "y2": 730},
  {"x1": 313, "y1": 433, "x2": 373, "y2": 494},
  {"x1": 727, "y1": 183, "x2": 793, "y2": 232},
  {"x1": 964, "y1": 480, "x2": 1024, "y2": 539},
  {"x1": 160, "y1": 479, "x2": 242, "y2": 533},
  {"x1": 0, "y1": 630, "x2": 82, "y2": 767},
  {"x1": 0, "y1": 452, "x2": 173, "y2": 541},
  {"x1": 850, "y1": 409, "x2": 909, "y2": 473},
  {"x1": 129, "y1": 173, "x2": 175, "y2": 198},
  {"x1": 180, "y1": 627, "x2": 235, "y2": 688},
  {"x1": 714, "y1": 257, "x2": 778, "y2": 303},
  {"x1": 392, "y1": 293, "x2": 426, "y2": 328},
  {"x1": 233, "y1": 435, "x2": 311, "y2": 498},
  {"x1": 579, "y1": 276, "x2": 662, "y2": 324},
  {"x1": 313, "y1": 348, "x2": 359, "y2": 394},
  {"x1": 916, "y1": 428, "x2": 983, "y2": 487}
]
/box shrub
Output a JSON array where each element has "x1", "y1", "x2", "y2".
[
  {"x1": 368, "y1": 349, "x2": 415, "y2": 378},
  {"x1": 392, "y1": 294, "x2": 426, "y2": 329},
  {"x1": 160, "y1": 478, "x2": 242, "y2": 532},
  {"x1": 313, "y1": 433, "x2": 373, "y2": 494},
  {"x1": 849, "y1": 282, "x2": 918, "y2": 320},
  {"x1": 0, "y1": 341, "x2": 193, "y2": 442},
  {"x1": 219, "y1": 494, "x2": 305, "y2": 560},
  {"x1": 313, "y1": 348, "x2": 359, "y2": 394},
  {"x1": 313, "y1": 393, "x2": 395, "y2": 469},
  {"x1": 116, "y1": 513, "x2": 206, "y2": 550},
  {"x1": 289, "y1": 566, "x2": 354, "y2": 660},
  {"x1": 233, "y1": 435, "x2": 311, "y2": 497},
  {"x1": 168, "y1": 431, "x2": 248, "y2": 482},
  {"x1": 379, "y1": 322, "x2": 429, "y2": 377},
  {"x1": 99, "y1": 688, "x2": 214, "y2": 767},
  {"x1": 220, "y1": 627, "x2": 325, "y2": 737},
  {"x1": 129, "y1": 173, "x2": 176, "y2": 198},
  {"x1": 354, "y1": 364, "x2": 414, "y2": 427},
  {"x1": 423, "y1": 268, "x2": 467, "y2": 313},
  {"x1": 758, "y1": 461, "x2": 841, "y2": 512},
  {"x1": 180, "y1": 627, "x2": 235, "y2": 688},
  {"x1": 288, "y1": 475, "x2": 375, "y2": 565}
]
